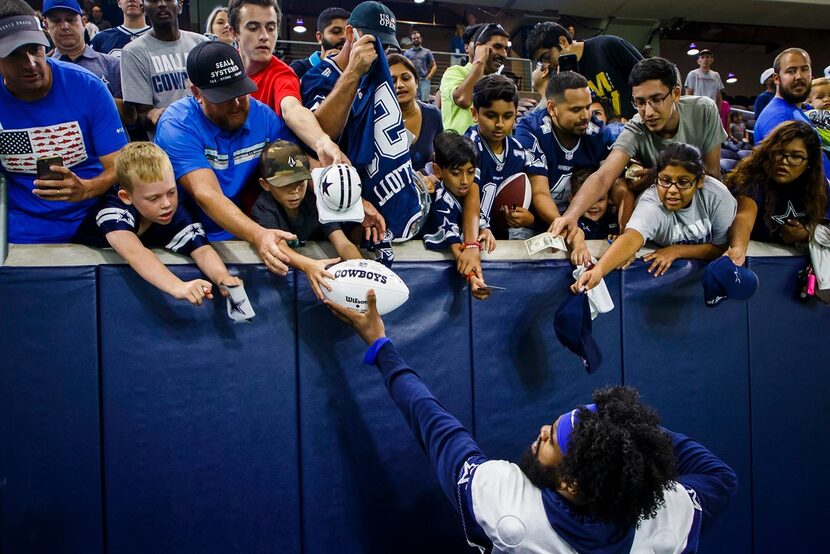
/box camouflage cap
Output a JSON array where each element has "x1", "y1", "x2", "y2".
[{"x1": 259, "y1": 140, "x2": 312, "y2": 187}]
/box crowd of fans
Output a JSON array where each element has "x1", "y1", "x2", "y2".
[{"x1": 1, "y1": 0, "x2": 829, "y2": 304}]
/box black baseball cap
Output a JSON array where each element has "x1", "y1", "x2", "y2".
[
  {"x1": 348, "y1": 1, "x2": 399, "y2": 48},
  {"x1": 186, "y1": 41, "x2": 257, "y2": 103}
]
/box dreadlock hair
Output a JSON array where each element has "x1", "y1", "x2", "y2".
[
  {"x1": 726, "y1": 120, "x2": 826, "y2": 232},
  {"x1": 558, "y1": 386, "x2": 678, "y2": 527}
]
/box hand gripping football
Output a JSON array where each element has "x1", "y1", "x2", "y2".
[{"x1": 323, "y1": 259, "x2": 409, "y2": 315}]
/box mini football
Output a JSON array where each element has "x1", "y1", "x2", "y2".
[
  {"x1": 323, "y1": 259, "x2": 409, "y2": 315},
  {"x1": 491, "y1": 172, "x2": 531, "y2": 230}
]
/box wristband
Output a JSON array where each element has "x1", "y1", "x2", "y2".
[
  {"x1": 466, "y1": 271, "x2": 476, "y2": 283},
  {"x1": 363, "y1": 337, "x2": 392, "y2": 365},
  {"x1": 463, "y1": 242, "x2": 481, "y2": 250}
]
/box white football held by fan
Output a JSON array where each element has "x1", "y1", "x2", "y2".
[{"x1": 323, "y1": 259, "x2": 409, "y2": 315}]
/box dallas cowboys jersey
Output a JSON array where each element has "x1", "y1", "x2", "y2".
[
  {"x1": 467, "y1": 127, "x2": 546, "y2": 227},
  {"x1": 421, "y1": 182, "x2": 463, "y2": 250},
  {"x1": 301, "y1": 40, "x2": 425, "y2": 241},
  {"x1": 74, "y1": 188, "x2": 209, "y2": 256},
  {"x1": 515, "y1": 110, "x2": 611, "y2": 212},
  {"x1": 90, "y1": 25, "x2": 150, "y2": 59}
]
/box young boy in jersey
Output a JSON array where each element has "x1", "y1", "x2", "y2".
[
  {"x1": 73, "y1": 142, "x2": 241, "y2": 305},
  {"x1": 422, "y1": 131, "x2": 494, "y2": 300},
  {"x1": 570, "y1": 167, "x2": 620, "y2": 240},
  {"x1": 468, "y1": 74, "x2": 549, "y2": 239},
  {"x1": 251, "y1": 140, "x2": 363, "y2": 300}
]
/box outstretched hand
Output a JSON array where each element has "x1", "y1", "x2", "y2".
[{"x1": 325, "y1": 289, "x2": 386, "y2": 345}]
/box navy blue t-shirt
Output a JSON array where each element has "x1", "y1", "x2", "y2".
[
  {"x1": 90, "y1": 25, "x2": 150, "y2": 59},
  {"x1": 302, "y1": 40, "x2": 425, "y2": 240},
  {"x1": 409, "y1": 101, "x2": 443, "y2": 172},
  {"x1": 578, "y1": 210, "x2": 619, "y2": 240},
  {"x1": 74, "y1": 187, "x2": 209, "y2": 256}
]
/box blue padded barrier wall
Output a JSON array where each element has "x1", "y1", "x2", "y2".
[
  {"x1": 98, "y1": 265, "x2": 300, "y2": 554},
  {"x1": 620, "y1": 260, "x2": 753, "y2": 553},
  {"x1": 5, "y1": 253, "x2": 830, "y2": 553},
  {"x1": 297, "y1": 262, "x2": 472, "y2": 553},
  {"x1": 0, "y1": 267, "x2": 102, "y2": 554},
  {"x1": 471, "y1": 261, "x2": 623, "y2": 462},
  {"x1": 746, "y1": 257, "x2": 830, "y2": 554}
]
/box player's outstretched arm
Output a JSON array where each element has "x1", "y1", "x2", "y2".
[
  {"x1": 106, "y1": 230, "x2": 212, "y2": 305},
  {"x1": 326, "y1": 292, "x2": 487, "y2": 507}
]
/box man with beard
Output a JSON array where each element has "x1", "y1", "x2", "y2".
[
  {"x1": 121, "y1": 0, "x2": 206, "y2": 137},
  {"x1": 515, "y1": 71, "x2": 618, "y2": 230},
  {"x1": 439, "y1": 23, "x2": 509, "y2": 134},
  {"x1": 154, "y1": 41, "x2": 296, "y2": 275},
  {"x1": 326, "y1": 290, "x2": 738, "y2": 553},
  {"x1": 0, "y1": 0, "x2": 126, "y2": 243},
  {"x1": 551, "y1": 57, "x2": 726, "y2": 243},
  {"x1": 403, "y1": 30, "x2": 436, "y2": 102},
  {"x1": 289, "y1": 6, "x2": 348, "y2": 80},
  {"x1": 227, "y1": 0, "x2": 343, "y2": 165},
  {"x1": 91, "y1": 0, "x2": 150, "y2": 59}
]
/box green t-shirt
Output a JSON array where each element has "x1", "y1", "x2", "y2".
[
  {"x1": 439, "y1": 63, "x2": 475, "y2": 134},
  {"x1": 612, "y1": 95, "x2": 727, "y2": 167}
]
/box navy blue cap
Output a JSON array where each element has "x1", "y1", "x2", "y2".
[
  {"x1": 554, "y1": 294, "x2": 602, "y2": 374},
  {"x1": 348, "y1": 1, "x2": 399, "y2": 48},
  {"x1": 703, "y1": 256, "x2": 759, "y2": 307}
]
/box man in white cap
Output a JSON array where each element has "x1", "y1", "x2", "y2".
[
  {"x1": 754, "y1": 67, "x2": 775, "y2": 119},
  {"x1": 0, "y1": 0, "x2": 126, "y2": 244}
]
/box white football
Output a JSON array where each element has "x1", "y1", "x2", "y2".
[{"x1": 323, "y1": 259, "x2": 409, "y2": 315}]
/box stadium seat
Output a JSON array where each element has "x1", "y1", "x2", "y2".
[
  {"x1": 738, "y1": 150, "x2": 753, "y2": 159},
  {"x1": 722, "y1": 149, "x2": 739, "y2": 160},
  {"x1": 721, "y1": 158, "x2": 739, "y2": 174}
]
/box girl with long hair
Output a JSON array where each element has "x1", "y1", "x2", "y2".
[{"x1": 725, "y1": 120, "x2": 827, "y2": 264}]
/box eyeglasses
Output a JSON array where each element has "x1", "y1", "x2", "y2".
[
  {"x1": 535, "y1": 52, "x2": 551, "y2": 69},
  {"x1": 631, "y1": 89, "x2": 672, "y2": 110},
  {"x1": 772, "y1": 151, "x2": 808, "y2": 166},
  {"x1": 656, "y1": 175, "x2": 697, "y2": 190}
]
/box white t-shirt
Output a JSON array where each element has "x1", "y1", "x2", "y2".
[{"x1": 626, "y1": 176, "x2": 737, "y2": 246}]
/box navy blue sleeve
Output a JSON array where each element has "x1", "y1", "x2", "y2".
[
  {"x1": 666, "y1": 429, "x2": 738, "y2": 533},
  {"x1": 372, "y1": 341, "x2": 492, "y2": 548},
  {"x1": 373, "y1": 341, "x2": 485, "y2": 504},
  {"x1": 300, "y1": 62, "x2": 337, "y2": 111}
]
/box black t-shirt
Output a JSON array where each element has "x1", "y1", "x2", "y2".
[
  {"x1": 745, "y1": 184, "x2": 810, "y2": 243},
  {"x1": 579, "y1": 35, "x2": 643, "y2": 120},
  {"x1": 251, "y1": 190, "x2": 340, "y2": 246},
  {"x1": 290, "y1": 57, "x2": 313, "y2": 81}
]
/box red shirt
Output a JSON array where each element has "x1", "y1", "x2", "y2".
[{"x1": 249, "y1": 55, "x2": 301, "y2": 117}]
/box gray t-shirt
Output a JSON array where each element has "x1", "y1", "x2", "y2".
[
  {"x1": 626, "y1": 176, "x2": 736, "y2": 246},
  {"x1": 120, "y1": 30, "x2": 206, "y2": 108},
  {"x1": 684, "y1": 69, "x2": 724, "y2": 103},
  {"x1": 612, "y1": 96, "x2": 727, "y2": 167}
]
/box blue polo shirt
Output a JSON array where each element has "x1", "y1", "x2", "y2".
[
  {"x1": 0, "y1": 58, "x2": 126, "y2": 243},
  {"x1": 51, "y1": 45, "x2": 122, "y2": 98},
  {"x1": 155, "y1": 96, "x2": 291, "y2": 241}
]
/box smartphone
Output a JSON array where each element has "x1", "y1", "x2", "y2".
[
  {"x1": 558, "y1": 53, "x2": 579, "y2": 73},
  {"x1": 36, "y1": 155, "x2": 63, "y2": 181}
]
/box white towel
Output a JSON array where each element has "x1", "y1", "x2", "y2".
[
  {"x1": 809, "y1": 223, "x2": 830, "y2": 290},
  {"x1": 572, "y1": 259, "x2": 615, "y2": 319}
]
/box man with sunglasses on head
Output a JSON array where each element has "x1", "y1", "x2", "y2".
[
  {"x1": 551, "y1": 57, "x2": 726, "y2": 242},
  {"x1": 326, "y1": 289, "x2": 737, "y2": 553},
  {"x1": 439, "y1": 22, "x2": 509, "y2": 134}
]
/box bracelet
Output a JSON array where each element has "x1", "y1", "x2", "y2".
[
  {"x1": 466, "y1": 271, "x2": 476, "y2": 283},
  {"x1": 462, "y1": 241, "x2": 481, "y2": 250}
]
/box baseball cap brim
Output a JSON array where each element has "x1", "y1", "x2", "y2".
[
  {"x1": 0, "y1": 30, "x2": 50, "y2": 58},
  {"x1": 265, "y1": 167, "x2": 312, "y2": 188},
  {"x1": 198, "y1": 75, "x2": 257, "y2": 104},
  {"x1": 313, "y1": 167, "x2": 365, "y2": 224},
  {"x1": 375, "y1": 31, "x2": 399, "y2": 48}
]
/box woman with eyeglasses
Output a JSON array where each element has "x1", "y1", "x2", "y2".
[
  {"x1": 573, "y1": 143, "x2": 737, "y2": 291},
  {"x1": 724, "y1": 120, "x2": 828, "y2": 265}
]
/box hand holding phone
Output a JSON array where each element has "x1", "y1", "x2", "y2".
[{"x1": 36, "y1": 155, "x2": 64, "y2": 181}]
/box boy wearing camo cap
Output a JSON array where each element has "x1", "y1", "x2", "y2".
[{"x1": 252, "y1": 140, "x2": 362, "y2": 299}]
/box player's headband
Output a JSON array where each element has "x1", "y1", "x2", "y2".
[{"x1": 556, "y1": 403, "x2": 597, "y2": 456}]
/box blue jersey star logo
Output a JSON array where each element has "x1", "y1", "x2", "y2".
[{"x1": 229, "y1": 297, "x2": 248, "y2": 316}]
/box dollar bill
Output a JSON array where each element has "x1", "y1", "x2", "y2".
[{"x1": 524, "y1": 232, "x2": 567, "y2": 255}]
